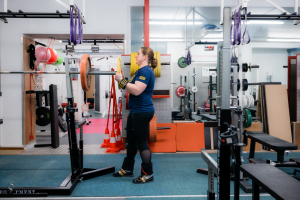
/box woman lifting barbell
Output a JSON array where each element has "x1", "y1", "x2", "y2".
[{"x1": 114, "y1": 47, "x2": 157, "y2": 184}]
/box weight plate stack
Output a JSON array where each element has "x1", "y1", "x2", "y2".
[{"x1": 36, "y1": 107, "x2": 51, "y2": 126}]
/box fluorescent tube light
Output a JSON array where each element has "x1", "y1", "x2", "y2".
[
  {"x1": 267, "y1": 39, "x2": 300, "y2": 42},
  {"x1": 149, "y1": 21, "x2": 203, "y2": 25},
  {"x1": 250, "y1": 21, "x2": 284, "y2": 24},
  {"x1": 231, "y1": 21, "x2": 284, "y2": 25},
  {"x1": 149, "y1": 39, "x2": 184, "y2": 42}
]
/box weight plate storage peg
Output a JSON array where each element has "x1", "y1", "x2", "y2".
[
  {"x1": 243, "y1": 109, "x2": 252, "y2": 128},
  {"x1": 176, "y1": 86, "x2": 185, "y2": 97},
  {"x1": 178, "y1": 57, "x2": 188, "y2": 68},
  {"x1": 36, "y1": 107, "x2": 51, "y2": 126}
]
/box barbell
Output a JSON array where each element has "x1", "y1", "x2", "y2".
[
  {"x1": 236, "y1": 79, "x2": 260, "y2": 91},
  {"x1": 0, "y1": 54, "x2": 116, "y2": 91}
]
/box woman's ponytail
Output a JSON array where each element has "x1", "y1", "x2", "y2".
[{"x1": 151, "y1": 58, "x2": 158, "y2": 69}]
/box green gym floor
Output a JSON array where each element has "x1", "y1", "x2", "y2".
[{"x1": 2, "y1": 151, "x2": 299, "y2": 199}]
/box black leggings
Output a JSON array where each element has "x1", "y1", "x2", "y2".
[{"x1": 126, "y1": 111, "x2": 154, "y2": 164}]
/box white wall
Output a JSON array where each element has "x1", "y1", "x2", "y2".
[
  {"x1": 0, "y1": 0, "x2": 137, "y2": 147},
  {"x1": 252, "y1": 48, "x2": 288, "y2": 84}
]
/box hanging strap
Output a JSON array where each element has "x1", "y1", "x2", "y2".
[
  {"x1": 76, "y1": 5, "x2": 83, "y2": 44},
  {"x1": 242, "y1": 7, "x2": 251, "y2": 44},
  {"x1": 235, "y1": 6, "x2": 242, "y2": 45},
  {"x1": 70, "y1": 5, "x2": 83, "y2": 45}
]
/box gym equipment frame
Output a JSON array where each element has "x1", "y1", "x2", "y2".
[{"x1": 0, "y1": 57, "x2": 116, "y2": 197}]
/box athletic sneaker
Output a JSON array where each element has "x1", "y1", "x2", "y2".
[
  {"x1": 113, "y1": 168, "x2": 133, "y2": 177},
  {"x1": 133, "y1": 174, "x2": 154, "y2": 184}
]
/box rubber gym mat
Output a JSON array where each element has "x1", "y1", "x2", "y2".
[
  {"x1": 75, "y1": 119, "x2": 122, "y2": 134},
  {"x1": 1, "y1": 153, "x2": 299, "y2": 197}
]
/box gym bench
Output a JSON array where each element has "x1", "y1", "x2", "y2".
[
  {"x1": 241, "y1": 164, "x2": 300, "y2": 200},
  {"x1": 246, "y1": 131, "x2": 299, "y2": 167}
]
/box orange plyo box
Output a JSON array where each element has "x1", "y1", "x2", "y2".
[
  {"x1": 176, "y1": 123, "x2": 205, "y2": 151},
  {"x1": 149, "y1": 123, "x2": 176, "y2": 153}
]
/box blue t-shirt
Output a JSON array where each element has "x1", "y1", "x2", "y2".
[{"x1": 128, "y1": 65, "x2": 155, "y2": 113}]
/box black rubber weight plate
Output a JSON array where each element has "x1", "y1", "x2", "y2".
[
  {"x1": 58, "y1": 107, "x2": 64, "y2": 116},
  {"x1": 36, "y1": 107, "x2": 51, "y2": 126},
  {"x1": 58, "y1": 115, "x2": 68, "y2": 132}
]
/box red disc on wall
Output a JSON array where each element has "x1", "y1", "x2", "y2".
[{"x1": 176, "y1": 86, "x2": 185, "y2": 97}]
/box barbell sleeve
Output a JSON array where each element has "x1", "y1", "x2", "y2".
[
  {"x1": 157, "y1": 127, "x2": 170, "y2": 130},
  {"x1": 0, "y1": 71, "x2": 116, "y2": 75}
]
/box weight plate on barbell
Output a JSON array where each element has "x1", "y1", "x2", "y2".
[
  {"x1": 237, "y1": 79, "x2": 240, "y2": 91},
  {"x1": 243, "y1": 109, "x2": 252, "y2": 128},
  {"x1": 80, "y1": 54, "x2": 92, "y2": 91},
  {"x1": 178, "y1": 57, "x2": 187, "y2": 68},
  {"x1": 149, "y1": 116, "x2": 157, "y2": 143},
  {"x1": 58, "y1": 115, "x2": 68, "y2": 132},
  {"x1": 36, "y1": 107, "x2": 51, "y2": 126}
]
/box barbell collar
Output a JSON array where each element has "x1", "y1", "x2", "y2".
[
  {"x1": 124, "y1": 62, "x2": 170, "y2": 65},
  {"x1": 0, "y1": 71, "x2": 116, "y2": 75}
]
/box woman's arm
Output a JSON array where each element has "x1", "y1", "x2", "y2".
[
  {"x1": 115, "y1": 69, "x2": 147, "y2": 96},
  {"x1": 126, "y1": 81, "x2": 147, "y2": 96}
]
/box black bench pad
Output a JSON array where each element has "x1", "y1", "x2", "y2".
[
  {"x1": 247, "y1": 131, "x2": 297, "y2": 151},
  {"x1": 241, "y1": 164, "x2": 300, "y2": 200},
  {"x1": 290, "y1": 158, "x2": 300, "y2": 164}
]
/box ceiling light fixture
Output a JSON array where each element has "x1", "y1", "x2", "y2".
[
  {"x1": 149, "y1": 21, "x2": 203, "y2": 25},
  {"x1": 149, "y1": 39, "x2": 184, "y2": 42},
  {"x1": 231, "y1": 21, "x2": 284, "y2": 25},
  {"x1": 267, "y1": 39, "x2": 300, "y2": 42},
  {"x1": 201, "y1": 39, "x2": 223, "y2": 42}
]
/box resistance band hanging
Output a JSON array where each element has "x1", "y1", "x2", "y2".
[
  {"x1": 242, "y1": 7, "x2": 250, "y2": 44},
  {"x1": 70, "y1": 5, "x2": 83, "y2": 45},
  {"x1": 231, "y1": 6, "x2": 250, "y2": 46}
]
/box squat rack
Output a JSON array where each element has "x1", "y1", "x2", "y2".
[
  {"x1": 0, "y1": 56, "x2": 116, "y2": 197},
  {"x1": 203, "y1": 1, "x2": 300, "y2": 199}
]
